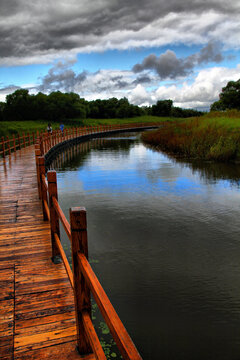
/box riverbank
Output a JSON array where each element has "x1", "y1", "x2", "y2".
[
  {"x1": 0, "y1": 115, "x2": 167, "y2": 138},
  {"x1": 142, "y1": 110, "x2": 240, "y2": 161}
]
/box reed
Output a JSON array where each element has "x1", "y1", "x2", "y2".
[{"x1": 142, "y1": 111, "x2": 240, "y2": 161}]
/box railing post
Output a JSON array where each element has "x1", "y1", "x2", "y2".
[
  {"x1": 6, "y1": 136, "x2": 11, "y2": 155},
  {"x1": 70, "y1": 207, "x2": 92, "y2": 355},
  {"x1": 38, "y1": 156, "x2": 48, "y2": 221},
  {"x1": 13, "y1": 135, "x2": 16, "y2": 152},
  {"x1": 32, "y1": 132, "x2": 35, "y2": 145},
  {"x1": 47, "y1": 170, "x2": 61, "y2": 262},
  {"x1": 18, "y1": 134, "x2": 21, "y2": 150},
  {"x1": 23, "y1": 133, "x2": 26, "y2": 148},
  {"x1": 1, "y1": 137, "x2": 5, "y2": 158},
  {"x1": 40, "y1": 136, "x2": 44, "y2": 155}
]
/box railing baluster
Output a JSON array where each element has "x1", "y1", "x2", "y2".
[{"x1": 70, "y1": 207, "x2": 92, "y2": 355}]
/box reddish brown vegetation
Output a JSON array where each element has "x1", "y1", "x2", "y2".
[{"x1": 142, "y1": 118, "x2": 240, "y2": 161}]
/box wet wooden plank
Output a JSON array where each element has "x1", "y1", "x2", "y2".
[
  {"x1": 15, "y1": 318, "x2": 76, "y2": 353},
  {"x1": 0, "y1": 147, "x2": 81, "y2": 359},
  {"x1": 15, "y1": 288, "x2": 75, "y2": 320},
  {"x1": 0, "y1": 335, "x2": 14, "y2": 359},
  {"x1": 0, "y1": 299, "x2": 14, "y2": 335},
  {"x1": 14, "y1": 340, "x2": 95, "y2": 360},
  {"x1": 0, "y1": 268, "x2": 14, "y2": 359},
  {"x1": 0, "y1": 268, "x2": 14, "y2": 301}
]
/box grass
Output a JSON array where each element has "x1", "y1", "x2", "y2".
[
  {"x1": 0, "y1": 119, "x2": 84, "y2": 138},
  {"x1": 142, "y1": 110, "x2": 240, "y2": 162},
  {"x1": 0, "y1": 115, "x2": 171, "y2": 138},
  {"x1": 81, "y1": 115, "x2": 172, "y2": 126}
]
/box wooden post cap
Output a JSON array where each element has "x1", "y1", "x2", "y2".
[
  {"x1": 47, "y1": 170, "x2": 57, "y2": 182},
  {"x1": 70, "y1": 207, "x2": 87, "y2": 230}
]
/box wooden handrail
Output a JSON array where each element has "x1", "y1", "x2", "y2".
[
  {"x1": 82, "y1": 310, "x2": 107, "y2": 360},
  {"x1": 52, "y1": 196, "x2": 71, "y2": 241},
  {"x1": 78, "y1": 253, "x2": 142, "y2": 360},
  {"x1": 41, "y1": 173, "x2": 48, "y2": 191},
  {"x1": 2, "y1": 123, "x2": 156, "y2": 158},
  {"x1": 36, "y1": 122, "x2": 158, "y2": 157},
  {"x1": 43, "y1": 199, "x2": 50, "y2": 221},
  {"x1": 54, "y1": 233, "x2": 74, "y2": 288}
]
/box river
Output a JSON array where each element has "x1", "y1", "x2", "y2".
[{"x1": 49, "y1": 131, "x2": 240, "y2": 360}]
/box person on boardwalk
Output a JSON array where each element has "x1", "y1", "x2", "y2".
[
  {"x1": 47, "y1": 123, "x2": 52, "y2": 134},
  {"x1": 60, "y1": 123, "x2": 64, "y2": 133}
]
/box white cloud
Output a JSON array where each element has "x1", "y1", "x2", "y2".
[
  {"x1": 128, "y1": 84, "x2": 154, "y2": 106},
  {"x1": 153, "y1": 65, "x2": 240, "y2": 109},
  {"x1": 74, "y1": 64, "x2": 240, "y2": 110}
]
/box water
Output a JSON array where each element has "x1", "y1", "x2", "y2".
[{"x1": 49, "y1": 132, "x2": 240, "y2": 360}]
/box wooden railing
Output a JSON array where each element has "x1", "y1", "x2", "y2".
[
  {"x1": 34, "y1": 123, "x2": 158, "y2": 359},
  {"x1": 37, "y1": 123, "x2": 157, "y2": 156},
  {"x1": 0, "y1": 131, "x2": 40, "y2": 158},
  {"x1": 1, "y1": 122, "x2": 157, "y2": 158}
]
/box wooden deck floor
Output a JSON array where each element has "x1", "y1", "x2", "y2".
[{"x1": 0, "y1": 147, "x2": 94, "y2": 359}]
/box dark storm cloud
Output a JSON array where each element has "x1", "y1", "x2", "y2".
[
  {"x1": 38, "y1": 61, "x2": 87, "y2": 92},
  {"x1": 133, "y1": 75, "x2": 152, "y2": 85},
  {"x1": 38, "y1": 64, "x2": 136, "y2": 93},
  {"x1": 132, "y1": 43, "x2": 224, "y2": 79},
  {"x1": 196, "y1": 42, "x2": 223, "y2": 64},
  {"x1": 133, "y1": 51, "x2": 189, "y2": 78},
  {"x1": 0, "y1": 0, "x2": 239, "y2": 62},
  {"x1": 116, "y1": 80, "x2": 129, "y2": 89}
]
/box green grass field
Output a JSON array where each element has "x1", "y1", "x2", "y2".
[{"x1": 0, "y1": 115, "x2": 170, "y2": 138}]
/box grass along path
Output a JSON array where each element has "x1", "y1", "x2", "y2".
[{"x1": 0, "y1": 115, "x2": 171, "y2": 139}]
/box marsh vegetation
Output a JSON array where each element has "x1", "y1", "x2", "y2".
[{"x1": 142, "y1": 110, "x2": 240, "y2": 161}]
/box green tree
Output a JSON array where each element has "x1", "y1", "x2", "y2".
[
  {"x1": 5, "y1": 89, "x2": 33, "y2": 120},
  {"x1": 0, "y1": 102, "x2": 5, "y2": 121},
  {"x1": 152, "y1": 100, "x2": 173, "y2": 116},
  {"x1": 210, "y1": 99, "x2": 224, "y2": 112},
  {"x1": 211, "y1": 79, "x2": 240, "y2": 111},
  {"x1": 220, "y1": 79, "x2": 240, "y2": 110}
]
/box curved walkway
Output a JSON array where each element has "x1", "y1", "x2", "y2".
[{"x1": 0, "y1": 147, "x2": 94, "y2": 359}]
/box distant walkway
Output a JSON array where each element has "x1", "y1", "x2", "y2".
[{"x1": 0, "y1": 147, "x2": 94, "y2": 359}]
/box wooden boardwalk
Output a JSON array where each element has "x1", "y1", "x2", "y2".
[{"x1": 0, "y1": 147, "x2": 94, "y2": 359}]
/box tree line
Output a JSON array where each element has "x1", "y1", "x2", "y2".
[{"x1": 0, "y1": 89, "x2": 203, "y2": 122}]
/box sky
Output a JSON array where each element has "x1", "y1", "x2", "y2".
[{"x1": 0, "y1": 0, "x2": 240, "y2": 110}]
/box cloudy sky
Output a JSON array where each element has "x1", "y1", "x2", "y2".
[{"x1": 0, "y1": 0, "x2": 240, "y2": 110}]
